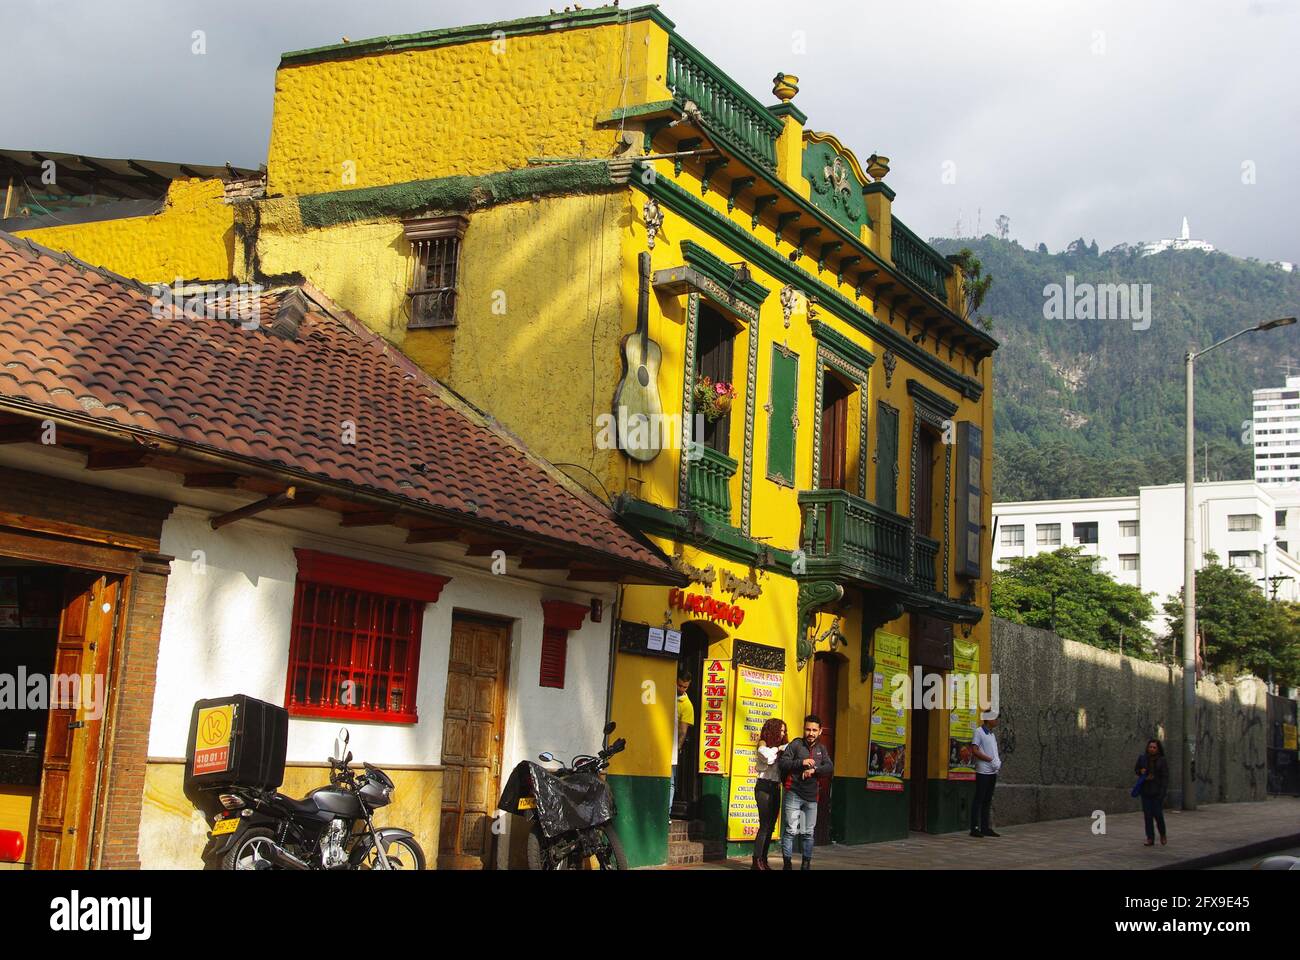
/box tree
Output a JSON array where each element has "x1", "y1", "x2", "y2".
[
  {"x1": 992, "y1": 547, "x2": 1157, "y2": 657},
  {"x1": 1162, "y1": 552, "x2": 1300, "y2": 683},
  {"x1": 995, "y1": 214, "x2": 1010, "y2": 240},
  {"x1": 948, "y1": 247, "x2": 994, "y2": 330}
]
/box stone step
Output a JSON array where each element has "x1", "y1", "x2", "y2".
[{"x1": 667, "y1": 838, "x2": 728, "y2": 866}]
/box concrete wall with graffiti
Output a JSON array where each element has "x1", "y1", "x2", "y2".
[{"x1": 991, "y1": 618, "x2": 1269, "y2": 826}]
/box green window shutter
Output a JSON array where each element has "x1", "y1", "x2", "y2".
[
  {"x1": 875, "y1": 402, "x2": 899, "y2": 512},
  {"x1": 765, "y1": 346, "x2": 799, "y2": 486},
  {"x1": 955, "y1": 421, "x2": 983, "y2": 578}
]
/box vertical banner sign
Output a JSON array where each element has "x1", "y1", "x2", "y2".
[
  {"x1": 726, "y1": 666, "x2": 784, "y2": 841},
  {"x1": 698, "y1": 659, "x2": 731, "y2": 775},
  {"x1": 948, "y1": 639, "x2": 980, "y2": 781},
  {"x1": 867, "y1": 630, "x2": 909, "y2": 791}
]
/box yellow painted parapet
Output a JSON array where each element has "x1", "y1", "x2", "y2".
[{"x1": 14, "y1": 178, "x2": 236, "y2": 283}]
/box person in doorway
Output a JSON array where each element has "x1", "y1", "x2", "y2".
[
  {"x1": 668, "y1": 669, "x2": 694, "y2": 819},
  {"x1": 969, "y1": 711, "x2": 1002, "y2": 837},
  {"x1": 752, "y1": 717, "x2": 788, "y2": 870},
  {"x1": 777, "y1": 714, "x2": 833, "y2": 870},
  {"x1": 1135, "y1": 738, "x2": 1169, "y2": 847}
]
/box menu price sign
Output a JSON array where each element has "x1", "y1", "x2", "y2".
[
  {"x1": 726, "y1": 666, "x2": 784, "y2": 841},
  {"x1": 948, "y1": 639, "x2": 980, "y2": 781},
  {"x1": 867, "y1": 630, "x2": 908, "y2": 792}
]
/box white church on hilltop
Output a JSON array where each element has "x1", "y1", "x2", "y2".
[{"x1": 1141, "y1": 217, "x2": 1216, "y2": 256}]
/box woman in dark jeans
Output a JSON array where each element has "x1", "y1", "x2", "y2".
[
  {"x1": 752, "y1": 718, "x2": 788, "y2": 870},
  {"x1": 1135, "y1": 738, "x2": 1169, "y2": 846}
]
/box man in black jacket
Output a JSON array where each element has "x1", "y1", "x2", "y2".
[{"x1": 777, "y1": 714, "x2": 834, "y2": 870}]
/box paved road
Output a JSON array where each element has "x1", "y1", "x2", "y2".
[{"x1": 677, "y1": 797, "x2": 1300, "y2": 870}]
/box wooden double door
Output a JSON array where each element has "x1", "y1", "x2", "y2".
[
  {"x1": 32, "y1": 569, "x2": 120, "y2": 869},
  {"x1": 438, "y1": 616, "x2": 511, "y2": 870}
]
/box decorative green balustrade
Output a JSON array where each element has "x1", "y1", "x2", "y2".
[
  {"x1": 688, "y1": 446, "x2": 738, "y2": 526},
  {"x1": 915, "y1": 534, "x2": 940, "y2": 594},
  {"x1": 891, "y1": 218, "x2": 952, "y2": 302},
  {"x1": 798, "y1": 489, "x2": 913, "y2": 588},
  {"x1": 666, "y1": 37, "x2": 781, "y2": 173}
]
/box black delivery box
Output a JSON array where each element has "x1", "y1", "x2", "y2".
[{"x1": 183, "y1": 694, "x2": 288, "y2": 807}]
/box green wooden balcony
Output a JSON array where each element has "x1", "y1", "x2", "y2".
[
  {"x1": 915, "y1": 533, "x2": 940, "y2": 594},
  {"x1": 666, "y1": 36, "x2": 781, "y2": 173},
  {"x1": 798, "y1": 489, "x2": 913, "y2": 591},
  {"x1": 891, "y1": 217, "x2": 952, "y2": 302},
  {"x1": 687, "y1": 445, "x2": 738, "y2": 526}
]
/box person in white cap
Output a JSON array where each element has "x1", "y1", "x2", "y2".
[{"x1": 969, "y1": 711, "x2": 1002, "y2": 837}]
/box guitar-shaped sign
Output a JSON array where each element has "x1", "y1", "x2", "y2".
[{"x1": 613, "y1": 252, "x2": 663, "y2": 462}]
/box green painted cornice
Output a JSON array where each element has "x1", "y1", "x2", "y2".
[
  {"x1": 295, "y1": 161, "x2": 619, "y2": 228},
  {"x1": 907, "y1": 378, "x2": 959, "y2": 419},
  {"x1": 862, "y1": 180, "x2": 897, "y2": 202},
  {"x1": 767, "y1": 102, "x2": 808, "y2": 125},
  {"x1": 632, "y1": 162, "x2": 987, "y2": 401},
  {"x1": 810, "y1": 318, "x2": 876, "y2": 372},
  {"x1": 680, "y1": 239, "x2": 772, "y2": 308},
  {"x1": 280, "y1": 4, "x2": 674, "y2": 66},
  {"x1": 615, "y1": 495, "x2": 796, "y2": 576}
]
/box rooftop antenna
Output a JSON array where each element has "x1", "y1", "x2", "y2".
[{"x1": 1277, "y1": 357, "x2": 1300, "y2": 380}]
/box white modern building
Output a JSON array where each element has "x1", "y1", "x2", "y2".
[
  {"x1": 993, "y1": 480, "x2": 1300, "y2": 636},
  {"x1": 1140, "y1": 216, "x2": 1216, "y2": 256},
  {"x1": 1253, "y1": 375, "x2": 1300, "y2": 485}
]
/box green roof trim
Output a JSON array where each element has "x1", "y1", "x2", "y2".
[
  {"x1": 280, "y1": 4, "x2": 674, "y2": 66},
  {"x1": 296, "y1": 161, "x2": 619, "y2": 229},
  {"x1": 767, "y1": 102, "x2": 808, "y2": 125}
]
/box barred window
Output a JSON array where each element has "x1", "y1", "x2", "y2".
[
  {"x1": 404, "y1": 215, "x2": 468, "y2": 329},
  {"x1": 285, "y1": 549, "x2": 448, "y2": 723}
]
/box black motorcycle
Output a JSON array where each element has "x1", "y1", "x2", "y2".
[
  {"x1": 499, "y1": 721, "x2": 628, "y2": 870},
  {"x1": 195, "y1": 729, "x2": 425, "y2": 870}
]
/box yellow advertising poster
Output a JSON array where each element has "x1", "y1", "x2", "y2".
[
  {"x1": 193, "y1": 703, "x2": 234, "y2": 775},
  {"x1": 1284, "y1": 723, "x2": 1297, "y2": 752},
  {"x1": 948, "y1": 639, "x2": 980, "y2": 781},
  {"x1": 698, "y1": 659, "x2": 731, "y2": 775},
  {"x1": 867, "y1": 630, "x2": 908, "y2": 791},
  {"x1": 726, "y1": 666, "x2": 784, "y2": 841}
]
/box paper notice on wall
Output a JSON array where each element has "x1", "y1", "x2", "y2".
[
  {"x1": 664, "y1": 630, "x2": 682, "y2": 654},
  {"x1": 647, "y1": 627, "x2": 665, "y2": 652}
]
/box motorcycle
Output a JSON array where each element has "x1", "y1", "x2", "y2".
[
  {"x1": 499, "y1": 721, "x2": 628, "y2": 870},
  {"x1": 195, "y1": 728, "x2": 425, "y2": 870}
]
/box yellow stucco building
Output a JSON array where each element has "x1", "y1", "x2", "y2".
[{"x1": 10, "y1": 4, "x2": 999, "y2": 867}]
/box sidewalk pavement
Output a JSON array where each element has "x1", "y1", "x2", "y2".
[{"x1": 679, "y1": 797, "x2": 1300, "y2": 870}]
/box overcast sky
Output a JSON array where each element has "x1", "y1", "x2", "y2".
[{"x1": 5, "y1": 0, "x2": 1296, "y2": 260}]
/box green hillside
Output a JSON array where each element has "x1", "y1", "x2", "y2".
[{"x1": 929, "y1": 237, "x2": 1300, "y2": 501}]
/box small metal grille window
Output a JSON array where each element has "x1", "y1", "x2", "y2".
[
  {"x1": 403, "y1": 215, "x2": 468, "y2": 329},
  {"x1": 287, "y1": 581, "x2": 423, "y2": 722}
]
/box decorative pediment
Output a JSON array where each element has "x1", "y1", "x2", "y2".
[{"x1": 802, "y1": 134, "x2": 867, "y2": 232}]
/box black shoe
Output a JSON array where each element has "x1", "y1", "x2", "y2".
[
  {"x1": 969, "y1": 829, "x2": 984, "y2": 838},
  {"x1": 782, "y1": 856, "x2": 792, "y2": 871},
  {"x1": 800, "y1": 858, "x2": 812, "y2": 870},
  {"x1": 981, "y1": 830, "x2": 1001, "y2": 837}
]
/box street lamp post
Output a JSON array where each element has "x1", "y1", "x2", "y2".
[{"x1": 1183, "y1": 316, "x2": 1295, "y2": 811}]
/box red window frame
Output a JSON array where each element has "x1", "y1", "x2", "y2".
[{"x1": 285, "y1": 549, "x2": 450, "y2": 723}]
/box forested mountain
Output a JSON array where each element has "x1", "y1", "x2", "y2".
[{"x1": 929, "y1": 237, "x2": 1300, "y2": 501}]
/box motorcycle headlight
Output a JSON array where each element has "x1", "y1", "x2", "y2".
[{"x1": 383, "y1": 784, "x2": 394, "y2": 801}]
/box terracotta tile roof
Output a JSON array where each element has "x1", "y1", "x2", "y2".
[{"x1": 0, "y1": 231, "x2": 679, "y2": 580}]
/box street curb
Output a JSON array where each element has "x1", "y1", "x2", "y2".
[{"x1": 1155, "y1": 831, "x2": 1300, "y2": 870}]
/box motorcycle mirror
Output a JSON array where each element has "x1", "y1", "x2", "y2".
[
  {"x1": 334, "y1": 727, "x2": 350, "y2": 759},
  {"x1": 604, "y1": 721, "x2": 616, "y2": 736},
  {"x1": 539, "y1": 752, "x2": 555, "y2": 763}
]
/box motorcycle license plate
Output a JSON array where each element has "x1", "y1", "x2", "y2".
[
  {"x1": 517, "y1": 797, "x2": 535, "y2": 810},
  {"x1": 211, "y1": 817, "x2": 239, "y2": 836}
]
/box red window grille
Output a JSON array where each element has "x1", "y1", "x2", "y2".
[
  {"x1": 539, "y1": 626, "x2": 568, "y2": 689},
  {"x1": 285, "y1": 550, "x2": 450, "y2": 723}
]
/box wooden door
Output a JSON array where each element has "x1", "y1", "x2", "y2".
[
  {"x1": 811, "y1": 653, "x2": 840, "y2": 845},
  {"x1": 819, "y1": 375, "x2": 852, "y2": 491},
  {"x1": 916, "y1": 429, "x2": 937, "y2": 538},
  {"x1": 438, "y1": 616, "x2": 510, "y2": 870},
  {"x1": 34, "y1": 571, "x2": 119, "y2": 869},
  {"x1": 909, "y1": 699, "x2": 930, "y2": 832},
  {"x1": 875, "y1": 402, "x2": 899, "y2": 512}
]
